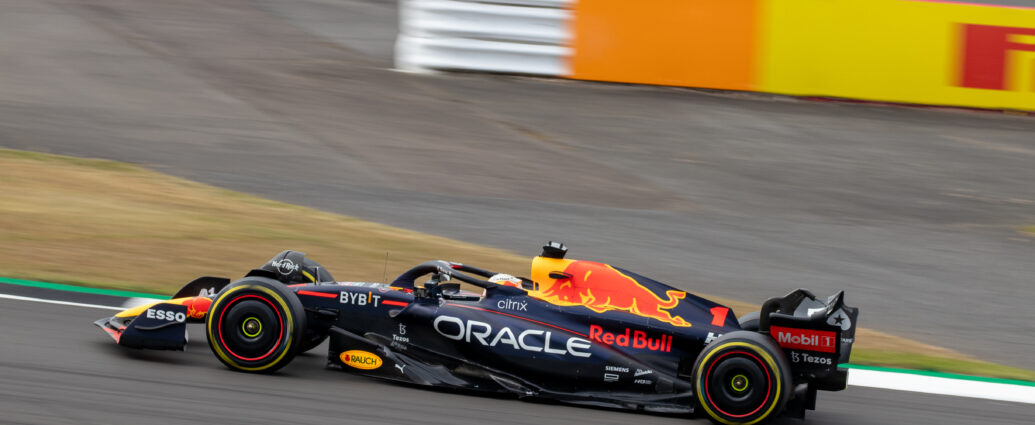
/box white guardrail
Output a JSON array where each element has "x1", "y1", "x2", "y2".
[{"x1": 395, "y1": 0, "x2": 572, "y2": 76}]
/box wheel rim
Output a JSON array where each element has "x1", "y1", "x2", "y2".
[
  {"x1": 241, "y1": 317, "x2": 262, "y2": 338},
  {"x1": 704, "y1": 350, "x2": 774, "y2": 419},
  {"x1": 731, "y1": 374, "x2": 749, "y2": 393},
  {"x1": 216, "y1": 294, "x2": 284, "y2": 362}
]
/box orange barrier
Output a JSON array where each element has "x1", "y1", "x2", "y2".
[
  {"x1": 570, "y1": 1, "x2": 759, "y2": 91},
  {"x1": 569, "y1": 0, "x2": 1035, "y2": 111}
]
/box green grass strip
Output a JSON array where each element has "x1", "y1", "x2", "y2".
[
  {"x1": 0, "y1": 276, "x2": 168, "y2": 299},
  {"x1": 842, "y1": 363, "x2": 1035, "y2": 387}
]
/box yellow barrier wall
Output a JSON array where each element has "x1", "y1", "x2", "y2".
[
  {"x1": 570, "y1": 0, "x2": 1035, "y2": 111},
  {"x1": 760, "y1": 0, "x2": 1035, "y2": 110}
]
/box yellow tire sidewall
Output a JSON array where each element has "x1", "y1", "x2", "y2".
[
  {"x1": 694, "y1": 341, "x2": 784, "y2": 425},
  {"x1": 206, "y1": 284, "x2": 295, "y2": 372}
]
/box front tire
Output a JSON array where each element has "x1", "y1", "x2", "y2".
[
  {"x1": 692, "y1": 331, "x2": 790, "y2": 425},
  {"x1": 299, "y1": 331, "x2": 328, "y2": 353},
  {"x1": 206, "y1": 278, "x2": 305, "y2": 373}
]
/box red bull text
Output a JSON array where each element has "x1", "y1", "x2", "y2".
[{"x1": 588, "y1": 325, "x2": 674, "y2": 352}]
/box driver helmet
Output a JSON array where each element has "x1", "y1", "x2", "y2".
[{"x1": 488, "y1": 273, "x2": 522, "y2": 288}]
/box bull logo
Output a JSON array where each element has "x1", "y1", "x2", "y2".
[
  {"x1": 530, "y1": 257, "x2": 690, "y2": 327},
  {"x1": 180, "y1": 296, "x2": 212, "y2": 319}
]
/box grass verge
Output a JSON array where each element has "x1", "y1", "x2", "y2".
[
  {"x1": 850, "y1": 350, "x2": 1035, "y2": 382},
  {"x1": 0, "y1": 148, "x2": 530, "y2": 294},
  {"x1": 1, "y1": 148, "x2": 1031, "y2": 382}
]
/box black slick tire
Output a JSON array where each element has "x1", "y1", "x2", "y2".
[
  {"x1": 299, "y1": 332, "x2": 328, "y2": 353},
  {"x1": 692, "y1": 331, "x2": 791, "y2": 425},
  {"x1": 206, "y1": 278, "x2": 305, "y2": 373},
  {"x1": 738, "y1": 311, "x2": 760, "y2": 331}
]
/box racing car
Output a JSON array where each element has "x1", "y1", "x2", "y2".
[{"x1": 95, "y1": 242, "x2": 858, "y2": 424}]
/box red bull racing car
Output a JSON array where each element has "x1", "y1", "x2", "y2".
[{"x1": 95, "y1": 242, "x2": 858, "y2": 425}]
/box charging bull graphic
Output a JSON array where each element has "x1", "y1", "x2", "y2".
[
  {"x1": 181, "y1": 296, "x2": 212, "y2": 320},
  {"x1": 530, "y1": 257, "x2": 691, "y2": 327}
]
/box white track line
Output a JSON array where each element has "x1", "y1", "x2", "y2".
[
  {"x1": 848, "y1": 369, "x2": 1035, "y2": 404},
  {"x1": 0, "y1": 293, "x2": 123, "y2": 310},
  {"x1": 3, "y1": 292, "x2": 1033, "y2": 404}
]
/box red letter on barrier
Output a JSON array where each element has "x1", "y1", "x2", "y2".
[{"x1": 959, "y1": 24, "x2": 1035, "y2": 91}]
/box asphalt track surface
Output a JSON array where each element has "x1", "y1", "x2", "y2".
[
  {"x1": 5, "y1": 0, "x2": 1033, "y2": 369},
  {"x1": 2, "y1": 285, "x2": 1033, "y2": 425},
  {"x1": 0, "y1": 0, "x2": 1034, "y2": 421}
]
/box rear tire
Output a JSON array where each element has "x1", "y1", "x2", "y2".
[
  {"x1": 692, "y1": 331, "x2": 790, "y2": 425},
  {"x1": 738, "y1": 311, "x2": 760, "y2": 331},
  {"x1": 206, "y1": 278, "x2": 305, "y2": 373}
]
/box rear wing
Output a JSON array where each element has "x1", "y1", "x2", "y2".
[{"x1": 758, "y1": 289, "x2": 859, "y2": 391}]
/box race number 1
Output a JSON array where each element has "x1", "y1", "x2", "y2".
[{"x1": 709, "y1": 306, "x2": 729, "y2": 326}]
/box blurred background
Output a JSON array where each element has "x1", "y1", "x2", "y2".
[{"x1": 1, "y1": 0, "x2": 1033, "y2": 423}]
